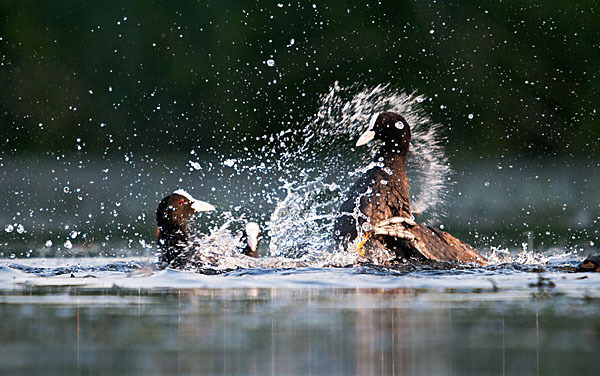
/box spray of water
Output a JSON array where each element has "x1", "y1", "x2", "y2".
[
  {"x1": 178, "y1": 210, "x2": 358, "y2": 270},
  {"x1": 182, "y1": 82, "x2": 454, "y2": 267},
  {"x1": 266, "y1": 82, "x2": 452, "y2": 255}
]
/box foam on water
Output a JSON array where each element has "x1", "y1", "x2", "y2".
[{"x1": 1, "y1": 255, "x2": 596, "y2": 294}]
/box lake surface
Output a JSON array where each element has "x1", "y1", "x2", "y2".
[
  {"x1": 1, "y1": 256, "x2": 599, "y2": 376},
  {"x1": 1, "y1": 151, "x2": 598, "y2": 375}
]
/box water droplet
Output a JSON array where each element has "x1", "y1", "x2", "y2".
[
  {"x1": 64, "y1": 240, "x2": 73, "y2": 249},
  {"x1": 189, "y1": 161, "x2": 201, "y2": 170},
  {"x1": 45, "y1": 240, "x2": 53, "y2": 247},
  {"x1": 266, "y1": 59, "x2": 275, "y2": 67},
  {"x1": 16, "y1": 224, "x2": 25, "y2": 234},
  {"x1": 5, "y1": 224, "x2": 14, "y2": 233}
]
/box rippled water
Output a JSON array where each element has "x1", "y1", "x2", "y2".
[{"x1": 1, "y1": 256, "x2": 599, "y2": 375}]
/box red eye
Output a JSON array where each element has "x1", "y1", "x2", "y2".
[{"x1": 180, "y1": 199, "x2": 185, "y2": 205}]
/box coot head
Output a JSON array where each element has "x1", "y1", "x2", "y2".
[
  {"x1": 156, "y1": 189, "x2": 215, "y2": 265},
  {"x1": 356, "y1": 111, "x2": 411, "y2": 154},
  {"x1": 156, "y1": 190, "x2": 216, "y2": 231}
]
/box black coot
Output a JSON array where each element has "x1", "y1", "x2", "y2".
[{"x1": 156, "y1": 190, "x2": 260, "y2": 267}]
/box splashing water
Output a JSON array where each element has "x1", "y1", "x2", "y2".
[
  {"x1": 265, "y1": 82, "x2": 452, "y2": 256},
  {"x1": 183, "y1": 214, "x2": 255, "y2": 270},
  {"x1": 177, "y1": 210, "x2": 357, "y2": 271},
  {"x1": 183, "y1": 82, "x2": 454, "y2": 265},
  {"x1": 268, "y1": 178, "x2": 340, "y2": 258}
]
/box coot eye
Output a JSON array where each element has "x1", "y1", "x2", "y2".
[{"x1": 180, "y1": 199, "x2": 185, "y2": 205}]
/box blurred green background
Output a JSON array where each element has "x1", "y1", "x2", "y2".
[
  {"x1": 0, "y1": 1, "x2": 598, "y2": 256},
  {"x1": 1, "y1": 1, "x2": 597, "y2": 157}
]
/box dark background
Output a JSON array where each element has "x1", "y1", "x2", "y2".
[
  {"x1": 0, "y1": 1, "x2": 598, "y2": 256},
  {"x1": 1, "y1": 1, "x2": 598, "y2": 158}
]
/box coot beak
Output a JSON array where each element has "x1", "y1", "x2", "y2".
[
  {"x1": 191, "y1": 199, "x2": 216, "y2": 213},
  {"x1": 356, "y1": 130, "x2": 375, "y2": 147},
  {"x1": 173, "y1": 189, "x2": 216, "y2": 212}
]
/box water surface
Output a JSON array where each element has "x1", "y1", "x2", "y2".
[{"x1": 1, "y1": 257, "x2": 599, "y2": 375}]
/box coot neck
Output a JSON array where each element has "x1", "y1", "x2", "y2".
[
  {"x1": 157, "y1": 220, "x2": 188, "y2": 266},
  {"x1": 375, "y1": 147, "x2": 408, "y2": 169},
  {"x1": 374, "y1": 147, "x2": 411, "y2": 216}
]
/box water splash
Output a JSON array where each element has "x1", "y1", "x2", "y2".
[
  {"x1": 268, "y1": 178, "x2": 339, "y2": 258},
  {"x1": 184, "y1": 82, "x2": 454, "y2": 263},
  {"x1": 177, "y1": 212, "x2": 358, "y2": 271},
  {"x1": 184, "y1": 214, "x2": 255, "y2": 270},
  {"x1": 264, "y1": 82, "x2": 453, "y2": 257},
  {"x1": 484, "y1": 246, "x2": 579, "y2": 266}
]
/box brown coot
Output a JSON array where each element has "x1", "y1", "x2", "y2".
[{"x1": 334, "y1": 112, "x2": 487, "y2": 265}]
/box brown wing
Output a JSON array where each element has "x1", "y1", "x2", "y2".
[{"x1": 407, "y1": 224, "x2": 488, "y2": 265}]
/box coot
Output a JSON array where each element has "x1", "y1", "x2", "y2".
[
  {"x1": 156, "y1": 190, "x2": 260, "y2": 266},
  {"x1": 334, "y1": 112, "x2": 487, "y2": 265}
]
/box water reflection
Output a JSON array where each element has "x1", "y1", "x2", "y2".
[{"x1": 1, "y1": 287, "x2": 598, "y2": 375}]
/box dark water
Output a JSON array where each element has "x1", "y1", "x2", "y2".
[
  {"x1": 1, "y1": 156, "x2": 599, "y2": 258},
  {"x1": 1, "y1": 259, "x2": 599, "y2": 376},
  {"x1": 1, "y1": 152, "x2": 599, "y2": 375}
]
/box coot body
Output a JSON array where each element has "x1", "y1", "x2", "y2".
[
  {"x1": 335, "y1": 112, "x2": 486, "y2": 265},
  {"x1": 576, "y1": 255, "x2": 600, "y2": 272}
]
